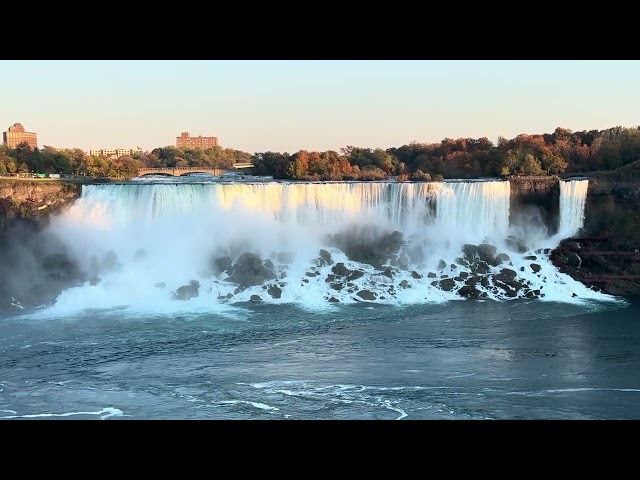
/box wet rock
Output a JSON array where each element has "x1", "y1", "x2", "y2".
[
  {"x1": 524, "y1": 255, "x2": 537, "y2": 261},
  {"x1": 530, "y1": 263, "x2": 541, "y2": 273},
  {"x1": 347, "y1": 270, "x2": 365, "y2": 281},
  {"x1": 356, "y1": 289, "x2": 377, "y2": 301},
  {"x1": 327, "y1": 225, "x2": 404, "y2": 268},
  {"x1": 495, "y1": 253, "x2": 510, "y2": 265},
  {"x1": 469, "y1": 260, "x2": 491, "y2": 275},
  {"x1": 380, "y1": 267, "x2": 394, "y2": 278},
  {"x1": 227, "y1": 252, "x2": 277, "y2": 288},
  {"x1": 603, "y1": 284, "x2": 625, "y2": 296},
  {"x1": 455, "y1": 257, "x2": 468, "y2": 267},
  {"x1": 264, "y1": 259, "x2": 275, "y2": 270},
  {"x1": 213, "y1": 256, "x2": 233, "y2": 274},
  {"x1": 172, "y1": 280, "x2": 200, "y2": 300},
  {"x1": 41, "y1": 252, "x2": 80, "y2": 279},
  {"x1": 411, "y1": 270, "x2": 423, "y2": 279},
  {"x1": 399, "y1": 280, "x2": 410, "y2": 289},
  {"x1": 450, "y1": 264, "x2": 457, "y2": 270},
  {"x1": 559, "y1": 239, "x2": 581, "y2": 251},
  {"x1": 462, "y1": 244, "x2": 479, "y2": 259},
  {"x1": 458, "y1": 285, "x2": 482, "y2": 299},
  {"x1": 328, "y1": 296, "x2": 340, "y2": 303},
  {"x1": 464, "y1": 275, "x2": 480, "y2": 286},
  {"x1": 498, "y1": 268, "x2": 518, "y2": 281},
  {"x1": 250, "y1": 294, "x2": 262, "y2": 302},
  {"x1": 318, "y1": 249, "x2": 333, "y2": 265},
  {"x1": 331, "y1": 263, "x2": 352, "y2": 277},
  {"x1": 427, "y1": 272, "x2": 436, "y2": 278},
  {"x1": 267, "y1": 285, "x2": 282, "y2": 299},
  {"x1": 494, "y1": 280, "x2": 518, "y2": 297},
  {"x1": 566, "y1": 252, "x2": 582, "y2": 268},
  {"x1": 439, "y1": 278, "x2": 456, "y2": 291},
  {"x1": 478, "y1": 243, "x2": 498, "y2": 262},
  {"x1": 437, "y1": 259, "x2": 447, "y2": 270},
  {"x1": 305, "y1": 272, "x2": 316, "y2": 277},
  {"x1": 330, "y1": 282, "x2": 344, "y2": 291}
]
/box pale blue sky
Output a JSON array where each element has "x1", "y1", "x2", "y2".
[{"x1": 1, "y1": 60, "x2": 639, "y2": 154}]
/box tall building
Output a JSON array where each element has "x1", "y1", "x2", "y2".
[
  {"x1": 3, "y1": 123, "x2": 38, "y2": 149},
  {"x1": 176, "y1": 131, "x2": 219, "y2": 149}
]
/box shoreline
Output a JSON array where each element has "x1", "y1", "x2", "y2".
[{"x1": 0, "y1": 176, "x2": 108, "y2": 185}]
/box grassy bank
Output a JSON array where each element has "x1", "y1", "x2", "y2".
[{"x1": 0, "y1": 176, "x2": 106, "y2": 185}]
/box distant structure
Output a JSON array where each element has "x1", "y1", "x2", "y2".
[
  {"x1": 89, "y1": 146, "x2": 144, "y2": 158},
  {"x1": 3, "y1": 123, "x2": 38, "y2": 149},
  {"x1": 176, "y1": 132, "x2": 219, "y2": 149}
]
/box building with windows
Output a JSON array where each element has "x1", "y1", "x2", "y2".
[
  {"x1": 3, "y1": 123, "x2": 38, "y2": 149},
  {"x1": 89, "y1": 147, "x2": 144, "y2": 158},
  {"x1": 176, "y1": 132, "x2": 219, "y2": 149}
]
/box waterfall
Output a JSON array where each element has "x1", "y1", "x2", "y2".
[
  {"x1": 559, "y1": 179, "x2": 589, "y2": 238},
  {"x1": 38, "y1": 178, "x2": 612, "y2": 312},
  {"x1": 63, "y1": 181, "x2": 509, "y2": 243}
]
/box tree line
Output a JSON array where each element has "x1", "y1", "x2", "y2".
[
  {"x1": 0, "y1": 144, "x2": 252, "y2": 180},
  {"x1": 1, "y1": 125, "x2": 639, "y2": 180},
  {"x1": 251, "y1": 126, "x2": 640, "y2": 180}
]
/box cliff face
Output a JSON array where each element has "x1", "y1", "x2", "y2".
[
  {"x1": 0, "y1": 180, "x2": 82, "y2": 232},
  {"x1": 551, "y1": 169, "x2": 640, "y2": 296},
  {"x1": 0, "y1": 180, "x2": 84, "y2": 310},
  {"x1": 508, "y1": 176, "x2": 560, "y2": 237}
]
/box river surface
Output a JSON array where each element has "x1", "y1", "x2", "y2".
[{"x1": 1, "y1": 297, "x2": 638, "y2": 420}]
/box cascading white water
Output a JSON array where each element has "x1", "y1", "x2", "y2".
[
  {"x1": 559, "y1": 179, "x2": 589, "y2": 238},
  {"x1": 41, "y1": 178, "x2": 613, "y2": 314},
  {"x1": 435, "y1": 181, "x2": 511, "y2": 244}
]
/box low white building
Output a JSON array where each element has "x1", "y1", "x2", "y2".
[{"x1": 89, "y1": 147, "x2": 145, "y2": 157}]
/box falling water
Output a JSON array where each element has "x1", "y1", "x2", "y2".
[
  {"x1": 559, "y1": 179, "x2": 589, "y2": 238},
  {"x1": 37, "y1": 179, "x2": 612, "y2": 313}
]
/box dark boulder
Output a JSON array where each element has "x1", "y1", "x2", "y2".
[{"x1": 172, "y1": 280, "x2": 200, "y2": 300}]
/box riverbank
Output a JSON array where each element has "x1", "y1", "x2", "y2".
[{"x1": 0, "y1": 175, "x2": 111, "y2": 185}]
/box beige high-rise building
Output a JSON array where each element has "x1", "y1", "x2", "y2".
[
  {"x1": 3, "y1": 123, "x2": 38, "y2": 149},
  {"x1": 176, "y1": 132, "x2": 219, "y2": 149}
]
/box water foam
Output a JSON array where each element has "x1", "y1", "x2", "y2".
[{"x1": 40, "y1": 179, "x2": 615, "y2": 312}]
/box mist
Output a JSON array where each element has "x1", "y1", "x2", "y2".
[{"x1": 1, "y1": 178, "x2": 609, "y2": 314}]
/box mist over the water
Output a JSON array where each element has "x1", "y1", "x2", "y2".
[{"x1": 32, "y1": 178, "x2": 616, "y2": 314}]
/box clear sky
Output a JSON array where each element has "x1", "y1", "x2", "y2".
[{"x1": 1, "y1": 60, "x2": 639, "y2": 154}]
